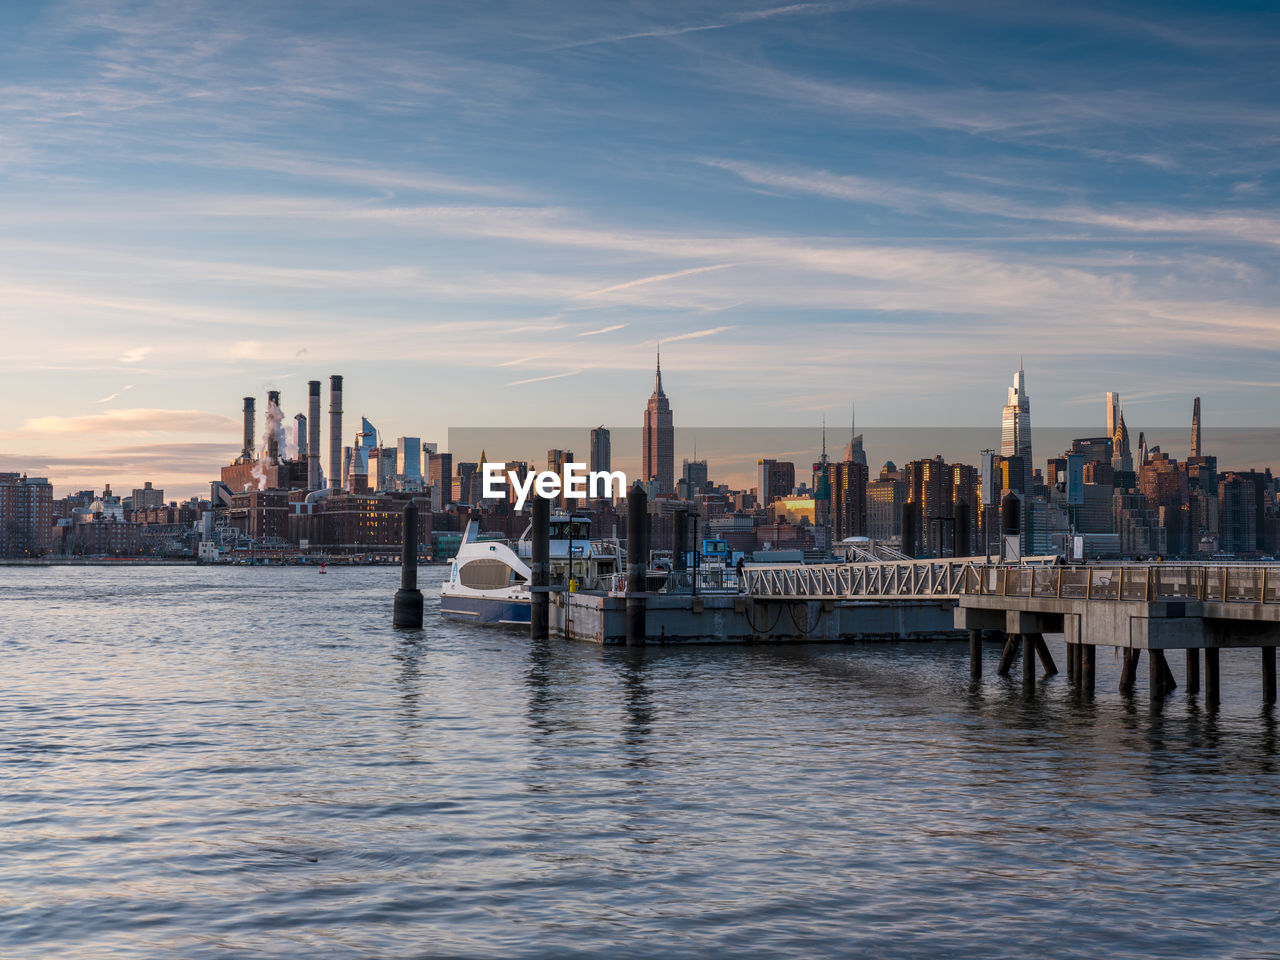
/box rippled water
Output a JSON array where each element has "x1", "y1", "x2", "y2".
[{"x1": 4, "y1": 565, "x2": 1280, "y2": 958}]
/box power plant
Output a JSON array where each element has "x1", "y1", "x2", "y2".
[{"x1": 220, "y1": 376, "x2": 346, "y2": 495}]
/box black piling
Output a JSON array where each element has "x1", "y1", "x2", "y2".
[
  {"x1": 1264, "y1": 646, "x2": 1277, "y2": 705},
  {"x1": 1205, "y1": 648, "x2": 1221, "y2": 708},
  {"x1": 530, "y1": 496, "x2": 550, "y2": 641},
  {"x1": 1149, "y1": 649, "x2": 1176, "y2": 699},
  {"x1": 1022, "y1": 633, "x2": 1036, "y2": 685},
  {"x1": 626, "y1": 483, "x2": 648, "y2": 646},
  {"x1": 997, "y1": 633, "x2": 1017, "y2": 677},
  {"x1": 1033, "y1": 633, "x2": 1057, "y2": 676},
  {"x1": 1081, "y1": 644, "x2": 1096, "y2": 693},
  {"x1": 392, "y1": 501, "x2": 424, "y2": 628},
  {"x1": 1186, "y1": 648, "x2": 1200, "y2": 696},
  {"x1": 1119, "y1": 648, "x2": 1141, "y2": 696},
  {"x1": 968, "y1": 629, "x2": 982, "y2": 680}
]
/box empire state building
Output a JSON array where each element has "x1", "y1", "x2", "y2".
[{"x1": 643, "y1": 349, "x2": 674, "y2": 494}]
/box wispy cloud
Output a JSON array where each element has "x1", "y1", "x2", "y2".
[
  {"x1": 576, "y1": 323, "x2": 627, "y2": 337},
  {"x1": 555, "y1": 2, "x2": 857, "y2": 49},
  {"x1": 21, "y1": 409, "x2": 237, "y2": 436},
  {"x1": 504, "y1": 369, "x2": 583, "y2": 387},
  {"x1": 119, "y1": 347, "x2": 151, "y2": 364},
  {"x1": 93, "y1": 384, "x2": 136, "y2": 404},
  {"x1": 662, "y1": 326, "x2": 735, "y2": 343}
]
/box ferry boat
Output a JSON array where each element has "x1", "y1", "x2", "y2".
[{"x1": 440, "y1": 513, "x2": 622, "y2": 625}]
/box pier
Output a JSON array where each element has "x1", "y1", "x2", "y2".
[{"x1": 957, "y1": 562, "x2": 1280, "y2": 703}]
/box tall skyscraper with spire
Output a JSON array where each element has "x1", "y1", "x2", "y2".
[
  {"x1": 1191, "y1": 396, "x2": 1202, "y2": 458},
  {"x1": 1001, "y1": 360, "x2": 1033, "y2": 490},
  {"x1": 643, "y1": 348, "x2": 674, "y2": 494},
  {"x1": 843, "y1": 402, "x2": 867, "y2": 467}
]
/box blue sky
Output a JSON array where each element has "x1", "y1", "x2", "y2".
[{"x1": 1, "y1": 0, "x2": 1278, "y2": 495}]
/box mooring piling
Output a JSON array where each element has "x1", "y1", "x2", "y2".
[
  {"x1": 531, "y1": 496, "x2": 550, "y2": 641},
  {"x1": 968, "y1": 629, "x2": 982, "y2": 680},
  {"x1": 626, "y1": 483, "x2": 648, "y2": 646},
  {"x1": 392, "y1": 501, "x2": 424, "y2": 629}
]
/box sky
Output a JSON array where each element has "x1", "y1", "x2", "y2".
[{"x1": 1, "y1": 0, "x2": 1278, "y2": 497}]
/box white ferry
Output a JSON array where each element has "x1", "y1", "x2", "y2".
[{"x1": 440, "y1": 513, "x2": 622, "y2": 625}]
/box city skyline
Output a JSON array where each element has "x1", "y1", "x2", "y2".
[{"x1": 3, "y1": 1, "x2": 1280, "y2": 496}]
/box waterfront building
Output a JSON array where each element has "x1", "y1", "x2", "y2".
[{"x1": 0, "y1": 473, "x2": 53, "y2": 557}]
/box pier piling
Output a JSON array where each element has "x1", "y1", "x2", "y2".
[
  {"x1": 1186, "y1": 649, "x2": 1200, "y2": 696},
  {"x1": 1120, "y1": 649, "x2": 1141, "y2": 696},
  {"x1": 531, "y1": 497, "x2": 549, "y2": 641},
  {"x1": 968, "y1": 629, "x2": 982, "y2": 680},
  {"x1": 626, "y1": 484, "x2": 648, "y2": 646},
  {"x1": 1149, "y1": 650, "x2": 1176, "y2": 699},
  {"x1": 1264, "y1": 647, "x2": 1277, "y2": 705},
  {"x1": 1205, "y1": 648, "x2": 1220, "y2": 708},
  {"x1": 1033, "y1": 633, "x2": 1057, "y2": 676},
  {"x1": 1022, "y1": 633, "x2": 1036, "y2": 685},
  {"x1": 392, "y1": 502, "x2": 424, "y2": 629},
  {"x1": 1081, "y1": 644, "x2": 1096, "y2": 693},
  {"x1": 997, "y1": 633, "x2": 1017, "y2": 676}
]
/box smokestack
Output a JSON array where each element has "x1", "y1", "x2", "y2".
[
  {"x1": 267, "y1": 390, "x2": 281, "y2": 462},
  {"x1": 242, "y1": 397, "x2": 255, "y2": 460},
  {"x1": 329, "y1": 375, "x2": 343, "y2": 490},
  {"x1": 295, "y1": 413, "x2": 308, "y2": 460},
  {"x1": 1191, "y1": 396, "x2": 1202, "y2": 459},
  {"x1": 308, "y1": 380, "x2": 322, "y2": 489}
]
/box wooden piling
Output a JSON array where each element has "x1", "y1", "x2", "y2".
[
  {"x1": 1264, "y1": 646, "x2": 1277, "y2": 705},
  {"x1": 1186, "y1": 648, "x2": 1200, "y2": 696},
  {"x1": 1066, "y1": 642, "x2": 1077, "y2": 684},
  {"x1": 1032, "y1": 633, "x2": 1057, "y2": 676},
  {"x1": 969, "y1": 629, "x2": 982, "y2": 680},
  {"x1": 997, "y1": 633, "x2": 1017, "y2": 677},
  {"x1": 1081, "y1": 644, "x2": 1096, "y2": 693},
  {"x1": 1022, "y1": 633, "x2": 1036, "y2": 685},
  {"x1": 1205, "y1": 648, "x2": 1220, "y2": 708}
]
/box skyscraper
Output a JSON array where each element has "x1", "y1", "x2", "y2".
[
  {"x1": 843, "y1": 402, "x2": 867, "y2": 467},
  {"x1": 1001, "y1": 361, "x2": 1033, "y2": 491},
  {"x1": 643, "y1": 349, "x2": 674, "y2": 494},
  {"x1": 397, "y1": 437, "x2": 423, "y2": 484},
  {"x1": 1191, "y1": 396, "x2": 1202, "y2": 458},
  {"x1": 1106, "y1": 391, "x2": 1120, "y2": 442},
  {"x1": 590, "y1": 427, "x2": 611, "y2": 501}
]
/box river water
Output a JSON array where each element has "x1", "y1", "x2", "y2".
[{"x1": 4, "y1": 565, "x2": 1280, "y2": 958}]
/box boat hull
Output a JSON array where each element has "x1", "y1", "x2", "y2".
[{"x1": 439, "y1": 593, "x2": 531, "y2": 625}]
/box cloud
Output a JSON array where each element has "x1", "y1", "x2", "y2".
[
  {"x1": 579, "y1": 264, "x2": 735, "y2": 299},
  {"x1": 662, "y1": 325, "x2": 735, "y2": 343},
  {"x1": 93, "y1": 383, "x2": 136, "y2": 404},
  {"x1": 504, "y1": 370, "x2": 582, "y2": 387},
  {"x1": 555, "y1": 1, "x2": 858, "y2": 49},
  {"x1": 576, "y1": 323, "x2": 627, "y2": 337},
  {"x1": 21, "y1": 409, "x2": 237, "y2": 435},
  {"x1": 119, "y1": 347, "x2": 151, "y2": 364}
]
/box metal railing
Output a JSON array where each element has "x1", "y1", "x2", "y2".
[
  {"x1": 744, "y1": 556, "x2": 1058, "y2": 601},
  {"x1": 962, "y1": 563, "x2": 1280, "y2": 605}
]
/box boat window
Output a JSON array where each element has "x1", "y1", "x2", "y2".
[
  {"x1": 571, "y1": 519, "x2": 591, "y2": 541},
  {"x1": 458, "y1": 558, "x2": 517, "y2": 589}
]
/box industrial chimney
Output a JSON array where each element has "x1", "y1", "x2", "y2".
[
  {"x1": 267, "y1": 390, "x2": 281, "y2": 462},
  {"x1": 329, "y1": 375, "x2": 343, "y2": 490},
  {"x1": 242, "y1": 397, "x2": 255, "y2": 461},
  {"x1": 308, "y1": 380, "x2": 322, "y2": 489},
  {"x1": 295, "y1": 413, "x2": 308, "y2": 461}
]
